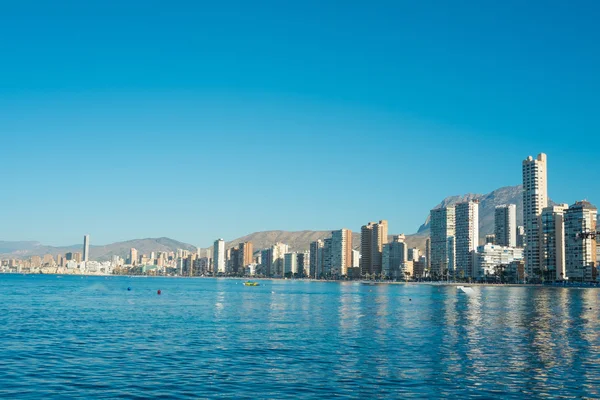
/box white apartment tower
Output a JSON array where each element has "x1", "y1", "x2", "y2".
[
  {"x1": 430, "y1": 207, "x2": 455, "y2": 277},
  {"x1": 213, "y1": 239, "x2": 226, "y2": 274},
  {"x1": 522, "y1": 153, "x2": 548, "y2": 276},
  {"x1": 455, "y1": 200, "x2": 479, "y2": 279},
  {"x1": 495, "y1": 204, "x2": 517, "y2": 247},
  {"x1": 540, "y1": 204, "x2": 568, "y2": 281}
]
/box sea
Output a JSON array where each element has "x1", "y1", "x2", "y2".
[{"x1": 1, "y1": 274, "x2": 599, "y2": 399}]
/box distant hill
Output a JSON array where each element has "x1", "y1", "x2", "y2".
[{"x1": 0, "y1": 238, "x2": 197, "y2": 261}]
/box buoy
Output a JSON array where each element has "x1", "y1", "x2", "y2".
[
  {"x1": 409, "y1": 298, "x2": 412, "y2": 301},
  {"x1": 157, "y1": 290, "x2": 162, "y2": 295},
  {"x1": 127, "y1": 287, "x2": 132, "y2": 291}
]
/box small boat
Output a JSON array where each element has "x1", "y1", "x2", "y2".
[
  {"x1": 457, "y1": 286, "x2": 475, "y2": 294},
  {"x1": 243, "y1": 281, "x2": 260, "y2": 286}
]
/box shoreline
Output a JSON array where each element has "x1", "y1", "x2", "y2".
[{"x1": 3, "y1": 272, "x2": 598, "y2": 288}]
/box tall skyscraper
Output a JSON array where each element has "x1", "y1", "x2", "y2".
[
  {"x1": 523, "y1": 153, "x2": 548, "y2": 275},
  {"x1": 283, "y1": 252, "x2": 297, "y2": 276},
  {"x1": 540, "y1": 204, "x2": 568, "y2": 281},
  {"x1": 83, "y1": 234, "x2": 90, "y2": 262},
  {"x1": 239, "y1": 242, "x2": 254, "y2": 269},
  {"x1": 260, "y1": 248, "x2": 272, "y2": 276},
  {"x1": 430, "y1": 207, "x2": 455, "y2": 277},
  {"x1": 382, "y1": 235, "x2": 408, "y2": 279},
  {"x1": 516, "y1": 226, "x2": 525, "y2": 248},
  {"x1": 322, "y1": 238, "x2": 332, "y2": 276},
  {"x1": 407, "y1": 247, "x2": 420, "y2": 262},
  {"x1": 565, "y1": 201, "x2": 597, "y2": 282},
  {"x1": 455, "y1": 200, "x2": 479, "y2": 279},
  {"x1": 213, "y1": 239, "x2": 226, "y2": 274},
  {"x1": 270, "y1": 242, "x2": 289, "y2": 277},
  {"x1": 331, "y1": 228, "x2": 353, "y2": 276},
  {"x1": 129, "y1": 248, "x2": 138, "y2": 265},
  {"x1": 309, "y1": 240, "x2": 324, "y2": 278},
  {"x1": 495, "y1": 204, "x2": 517, "y2": 247},
  {"x1": 360, "y1": 220, "x2": 388, "y2": 276}
]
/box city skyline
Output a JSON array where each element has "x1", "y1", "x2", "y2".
[{"x1": 2, "y1": 2, "x2": 599, "y2": 246}]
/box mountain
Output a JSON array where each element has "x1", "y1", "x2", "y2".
[
  {"x1": 0, "y1": 238, "x2": 197, "y2": 261},
  {"x1": 417, "y1": 185, "x2": 526, "y2": 241}
]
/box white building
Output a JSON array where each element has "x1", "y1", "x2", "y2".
[
  {"x1": 474, "y1": 244, "x2": 524, "y2": 279},
  {"x1": 495, "y1": 204, "x2": 517, "y2": 247},
  {"x1": 352, "y1": 249, "x2": 360, "y2": 268},
  {"x1": 271, "y1": 242, "x2": 289, "y2": 277},
  {"x1": 523, "y1": 153, "x2": 548, "y2": 276},
  {"x1": 213, "y1": 239, "x2": 226, "y2": 274},
  {"x1": 455, "y1": 201, "x2": 479, "y2": 279}
]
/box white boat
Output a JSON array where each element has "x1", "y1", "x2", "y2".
[{"x1": 457, "y1": 286, "x2": 475, "y2": 294}]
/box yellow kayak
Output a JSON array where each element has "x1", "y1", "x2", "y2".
[{"x1": 243, "y1": 281, "x2": 260, "y2": 286}]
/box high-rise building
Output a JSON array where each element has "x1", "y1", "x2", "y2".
[
  {"x1": 495, "y1": 205, "x2": 517, "y2": 247},
  {"x1": 382, "y1": 234, "x2": 408, "y2": 279},
  {"x1": 485, "y1": 234, "x2": 496, "y2": 245},
  {"x1": 65, "y1": 252, "x2": 73, "y2": 261},
  {"x1": 322, "y1": 238, "x2": 332, "y2": 277},
  {"x1": 360, "y1": 220, "x2": 388, "y2": 276},
  {"x1": 407, "y1": 247, "x2": 420, "y2": 262},
  {"x1": 270, "y1": 242, "x2": 289, "y2": 277},
  {"x1": 83, "y1": 234, "x2": 90, "y2": 262},
  {"x1": 516, "y1": 226, "x2": 525, "y2": 248},
  {"x1": 297, "y1": 252, "x2": 309, "y2": 277},
  {"x1": 283, "y1": 252, "x2": 297, "y2": 276},
  {"x1": 213, "y1": 239, "x2": 226, "y2": 274},
  {"x1": 523, "y1": 153, "x2": 548, "y2": 276},
  {"x1": 239, "y1": 242, "x2": 254, "y2": 269},
  {"x1": 309, "y1": 240, "x2": 324, "y2": 279},
  {"x1": 73, "y1": 252, "x2": 83, "y2": 263},
  {"x1": 541, "y1": 204, "x2": 568, "y2": 281},
  {"x1": 430, "y1": 207, "x2": 455, "y2": 277},
  {"x1": 260, "y1": 248, "x2": 272, "y2": 276},
  {"x1": 565, "y1": 201, "x2": 597, "y2": 282},
  {"x1": 331, "y1": 228, "x2": 353, "y2": 276},
  {"x1": 129, "y1": 248, "x2": 138, "y2": 266},
  {"x1": 455, "y1": 201, "x2": 479, "y2": 279},
  {"x1": 425, "y1": 238, "x2": 431, "y2": 271},
  {"x1": 351, "y1": 249, "x2": 360, "y2": 268}
]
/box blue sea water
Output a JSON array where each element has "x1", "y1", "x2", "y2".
[{"x1": 1, "y1": 275, "x2": 599, "y2": 399}]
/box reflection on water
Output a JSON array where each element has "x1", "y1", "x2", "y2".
[{"x1": 1, "y1": 276, "x2": 600, "y2": 399}]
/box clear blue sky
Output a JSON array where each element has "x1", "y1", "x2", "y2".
[{"x1": 1, "y1": 0, "x2": 599, "y2": 247}]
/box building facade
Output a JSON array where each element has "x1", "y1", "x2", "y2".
[
  {"x1": 430, "y1": 207, "x2": 455, "y2": 278},
  {"x1": 564, "y1": 201, "x2": 598, "y2": 282},
  {"x1": 83, "y1": 234, "x2": 90, "y2": 262},
  {"x1": 382, "y1": 235, "x2": 408, "y2": 279},
  {"x1": 523, "y1": 153, "x2": 548, "y2": 276},
  {"x1": 495, "y1": 204, "x2": 517, "y2": 247},
  {"x1": 455, "y1": 201, "x2": 479, "y2": 279},
  {"x1": 331, "y1": 228, "x2": 353, "y2": 276},
  {"x1": 213, "y1": 239, "x2": 226, "y2": 274},
  {"x1": 360, "y1": 220, "x2": 388, "y2": 276},
  {"x1": 540, "y1": 204, "x2": 568, "y2": 281}
]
